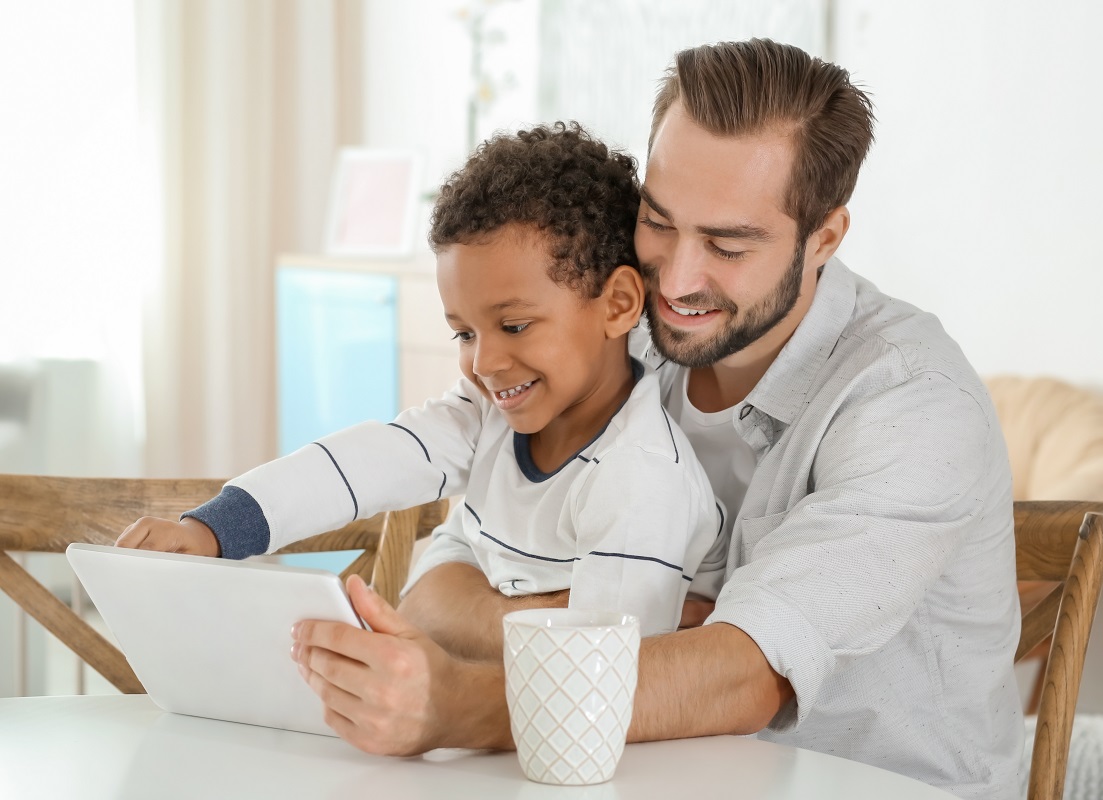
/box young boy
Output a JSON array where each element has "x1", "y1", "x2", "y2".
[{"x1": 118, "y1": 123, "x2": 727, "y2": 637}]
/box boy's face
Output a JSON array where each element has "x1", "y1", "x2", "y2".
[{"x1": 436, "y1": 224, "x2": 625, "y2": 439}]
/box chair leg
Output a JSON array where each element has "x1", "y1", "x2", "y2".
[
  {"x1": 1026, "y1": 641, "x2": 1050, "y2": 715},
  {"x1": 370, "y1": 507, "x2": 420, "y2": 608},
  {"x1": 0, "y1": 551, "x2": 144, "y2": 694}
]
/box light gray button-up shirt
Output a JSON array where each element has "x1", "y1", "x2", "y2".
[{"x1": 639, "y1": 258, "x2": 1022, "y2": 800}]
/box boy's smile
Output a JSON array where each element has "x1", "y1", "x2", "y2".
[
  {"x1": 436, "y1": 223, "x2": 638, "y2": 470},
  {"x1": 489, "y1": 380, "x2": 535, "y2": 409}
]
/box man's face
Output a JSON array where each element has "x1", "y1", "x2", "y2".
[{"x1": 635, "y1": 102, "x2": 816, "y2": 369}]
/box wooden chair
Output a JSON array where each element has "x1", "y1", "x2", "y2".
[
  {"x1": 1014, "y1": 501, "x2": 1103, "y2": 800},
  {"x1": 0, "y1": 474, "x2": 448, "y2": 695}
]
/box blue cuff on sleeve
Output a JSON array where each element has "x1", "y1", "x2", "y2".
[{"x1": 182, "y1": 485, "x2": 270, "y2": 560}]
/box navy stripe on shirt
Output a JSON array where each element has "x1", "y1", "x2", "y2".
[
  {"x1": 659, "y1": 408, "x2": 679, "y2": 464},
  {"x1": 464, "y1": 502, "x2": 482, "y2": 525},
  {"x1": 313, "y1": 441, "x2": 358, "y2": 521},
  {"x1": 387, "y1": 422, "x2": 431, "y2": 462},
  {"x1": 388, "y1": 422, "x2": 447, "y2": 497},
  {"x1": 588, "y1": 550, "x2": 684, "y2": 573},
  {"x1": 478, "y1": 530, "x2": 580, "y2": 564},
  {"x1": 468, "y1": 503, "x2": 690, "y2": 575}
]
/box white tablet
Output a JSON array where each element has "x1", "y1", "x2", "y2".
[{"x1": 66, "y1": 543, "x2": 364, "y2": 737}]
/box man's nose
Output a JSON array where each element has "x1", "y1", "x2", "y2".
[{"x1": 655, "y1": 239, "x2": 711, "y2": 301}]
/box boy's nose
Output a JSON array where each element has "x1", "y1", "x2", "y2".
[{"x1": 472, "y1": 339, "x2": 511, "y2": 378}]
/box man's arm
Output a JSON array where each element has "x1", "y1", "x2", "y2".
[
  {"x1": 631, "y1": 621, "x2": 793, "y2": 740},
  {"x1": 398, "y1": 562, "x2": 568, "y2": 660},
  {"x1": 293, "y1": 575, "x2": 791, "y2": 755}
]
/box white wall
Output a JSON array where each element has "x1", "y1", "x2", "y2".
[
  {"x1": 366, "y1": 1, "x2": 1102, "y2": 387},
  {"x1": 834, "y1": 0, "x2": 1103, "y2": 388},
  {"x1": 362, "y1": 0, "x2": 540, "y2": 251}
]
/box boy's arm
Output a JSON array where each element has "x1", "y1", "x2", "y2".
[{"x1": 186, "y1": 381, "x2": 487, "y2": 559}]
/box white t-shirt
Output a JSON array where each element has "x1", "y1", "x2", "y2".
[
  {"x1": 662, "y1": 368, "x2": 756, "y2": 543},
  {"x1": 401, "y1": 361, "x2": 728, "y2": 636}
]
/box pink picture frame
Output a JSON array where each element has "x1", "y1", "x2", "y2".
[{"x1": 323, "y1": 148, "x2": 422, "y2": 257}]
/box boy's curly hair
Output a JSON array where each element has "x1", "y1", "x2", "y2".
[{"x1": 429, "y1": 122, "x2": 640, "y2": 299}]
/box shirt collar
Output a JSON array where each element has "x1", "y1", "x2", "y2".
[{"x1": 744, "y1": 257, "x2": 857, "y2": 426}]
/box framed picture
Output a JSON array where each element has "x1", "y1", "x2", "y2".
[{"x1": 323, "y1": 148, "x2": 422, "y2": 258}]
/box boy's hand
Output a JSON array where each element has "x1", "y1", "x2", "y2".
[
  {"x1": 115, "y1": 516, "x2": 221, "y2": 557},
  {"x1": 679, "y1": 593, "x2": 715, "y2": 629}
]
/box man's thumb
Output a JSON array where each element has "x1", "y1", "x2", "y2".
[{"x1": 347, "y1": 574, "x2": 411, "y2": 637}]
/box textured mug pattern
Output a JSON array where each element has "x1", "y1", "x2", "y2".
[{"x1": 503, "y1": 611, "x2": 640, "y2": 785}]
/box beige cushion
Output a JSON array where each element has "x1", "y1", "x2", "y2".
[{"x1": 985, "y1": 376, "x2": 1103, "y2": 502}]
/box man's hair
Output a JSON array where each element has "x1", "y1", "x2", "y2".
[
  {"x1": 429, "y1": 122, "x2": 640, "y2": 299},
  {"x1": 650, "y1": 38, "x2": 875, "y2": 242}
]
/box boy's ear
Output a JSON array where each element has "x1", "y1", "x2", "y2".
[{"x1": 601, "y1": 265, "x2": 645, "y2": 338}]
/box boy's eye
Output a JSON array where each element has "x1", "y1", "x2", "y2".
[
  {"x1": 503, "y1": 322, "x2": 530, "y2": 334},
  {"x1": 451, "y1": 331, "x2": 474, "y2": 343},
  {"x1": 639, "y1": 216, "x2": 671, "y2": 232}
]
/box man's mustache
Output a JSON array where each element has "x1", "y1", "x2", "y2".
[{"x1": 639, "y1": 261, "x2": 739, "y2": 316}]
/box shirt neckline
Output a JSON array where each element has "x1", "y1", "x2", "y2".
[{"x1": 513, "y1": 358, "x2": 644, "y2": 484}]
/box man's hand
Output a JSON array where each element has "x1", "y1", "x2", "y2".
[
  {"x1": 292, "y1": 576, "x2": 790, "y2": 754},
  {"x1": 398, "y1": 562, "x2": 568, "y2": 660},
  {"x1": 115, "y1": 516, "x2": 221, "y2": 557},
  {"x1": 291, "y1": 575, "x2": 512, "y2": 755}
]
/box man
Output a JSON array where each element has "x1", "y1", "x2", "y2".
[{"x1": 291, "y1": 39, "x2": 1021, "y2": 799}]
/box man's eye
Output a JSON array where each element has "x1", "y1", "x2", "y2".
[
  {"x1": 639, "y1": 216, "x2": 670, "y2": 232},
  {"x1": 503, "y1": 323, "x2": 530, "y2": 334},
  {"x1": 451, "y1": 331, "x2": 474, "y2": 342},
  {"x1": 710, "y1": 243, "x2": 747, "y2": 261}
]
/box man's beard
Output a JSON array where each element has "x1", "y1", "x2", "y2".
[{"x1": 642, "y1": 243, "x2": 806, "y2": 369}]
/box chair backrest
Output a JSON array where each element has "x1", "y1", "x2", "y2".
[
  {"x1": 986, "y1": 376, "x2": 1103, "y2": 502},
  {"x1": 0, "y1": 473, "x2": 447, "y2": 695},
  {"x1": 1014, "y1": 501, "x2": 1103, "y2": 800}
]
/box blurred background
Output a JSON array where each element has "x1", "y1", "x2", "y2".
[
  {"x1": 2, "y1": 0, "x2": 1100, "y2": 482},
  {"x1": 1, "y1": 0, "x2": 1100, "y2": 699}
]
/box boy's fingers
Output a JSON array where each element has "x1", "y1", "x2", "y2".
[
  {"x1": 114, "y1": 522, "x2": 148, "y2": 548},
  {"x1": 679, "y1": 595, "x2": 715, "y2": 628}
]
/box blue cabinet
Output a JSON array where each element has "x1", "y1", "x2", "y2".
[
  {"x1": 276, "y1": 267, "x2": 399, "y2": 456},
  {"x1": 274, "y1": 254, "x2": 456, "y2": 573}
]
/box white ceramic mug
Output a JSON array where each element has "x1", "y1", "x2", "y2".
[{"x1": 502, "y1": 608, "x2": 640, "y2": 785}]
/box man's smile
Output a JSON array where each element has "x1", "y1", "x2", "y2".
[{"x1": 667, "y1": 300, "x2": 718, "y2": 317}]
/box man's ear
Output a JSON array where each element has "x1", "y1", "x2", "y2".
[
  {"x1": 601, "y1": 265, "x2": 645, "y2": 339},
  {"x1": 805, "y1": 206, "x2": 850, "y2": 269}
]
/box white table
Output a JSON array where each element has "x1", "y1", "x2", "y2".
[{"x1": 0, "y1": 696, "x2": 956, "y2": 799}]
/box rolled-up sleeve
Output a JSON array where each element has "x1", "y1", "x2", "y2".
[{"x1": 708, "y1": 371, "x2": 992, "y2": 729}]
